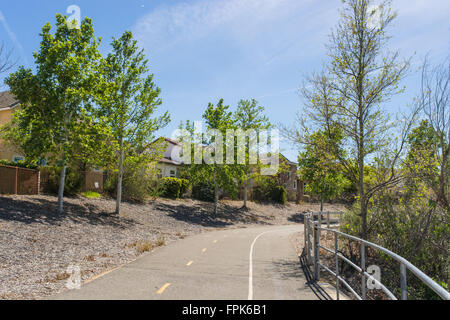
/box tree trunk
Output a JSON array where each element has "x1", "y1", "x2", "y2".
[
  {"x1": 360, "y1": 199, "x2": 368, "y2": 238},
  {"x1": 116, "y1": 143, "x2": 124, "y2": 215},
  {"x1": 243, "y1": 179, "x2": 248, "y2": 208},
  {"x1": 214, "y1": 172, "x2": 218, "y2": 215},
  {"x1": 57, "y1": 165, "x2": 67, "y2": 214},
  {"x1": 320, "y1": 198, "x2": 324, "y2": 212},
  {"x1": 358, "y1": 129, "x2": 367, "y2": 238}
]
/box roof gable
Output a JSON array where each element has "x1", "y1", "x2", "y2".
[{"x1": 0, "y1": 91, "x2": 20, "y2": 110}]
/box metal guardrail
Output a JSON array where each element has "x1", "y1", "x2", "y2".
[{"x1": 303, "y1": 212, "x2": 450, "y2": 300}]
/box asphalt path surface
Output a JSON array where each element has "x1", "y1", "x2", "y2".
[{"x1": 52, "y1": 225, "x2": 318, "y2": 300}]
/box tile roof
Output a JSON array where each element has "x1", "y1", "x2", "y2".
[
  {"x1": 0, "y1": 91, "x2": 20, "y2": 110},
  {"x1": 159, "y1": 157, "x2": 182, "y2": 166}
]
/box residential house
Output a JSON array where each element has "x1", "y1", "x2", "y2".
[
  {"x1": 150, "y1": 137, "x2": 307, "y2": 202},
  {"x1": 0, "y1": 91, "x2": 103, "y2": 193},
  {"x1": 244, "y1": 153, "x2": 304, "y2": 202},
  {"x1": 155, "y1": 137, "x2": 184, "y2": 178},
  {"x1": 274, "y1": 154, "x2": 302, "y2": 202},
  {"x1": 0, "y1": 91, "x2": 25, "y2": 162}
]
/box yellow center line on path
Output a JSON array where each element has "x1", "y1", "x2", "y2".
[
  {"x1": 186, "y1": 261, "x2": 194, "y2": 266},
  {"x1": 202, "y1": 248, "x2": 207, "y2": 253},
  {"x1": 156, "y1": 283, "x2": 171, "y2": 295}
]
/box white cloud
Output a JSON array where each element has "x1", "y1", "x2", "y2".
[
  {"x1": 132, "y1": 0, "x2": 449, "y2": 78},
  {"x1": 132, "y1": 0, "x2": 323, "y2": 55},
  {"x1": 0, "y1": 10, "x2": 28, "y2": 66}
]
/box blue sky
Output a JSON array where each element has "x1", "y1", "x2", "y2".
[{"x1": 1, "y1": 0, "x2": 449, "y2": 161}]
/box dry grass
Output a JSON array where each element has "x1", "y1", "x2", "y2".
[
  {"x1": 127, "y1": 237, "x2": 166, "y2": 254},
  {"x1": 136, "y1": 241, "x2": 155, "y2": 253},
  {"x1": 55, "y1": 272, "x2": 70, "y2": 281},
  {"x1": 0, "y1": 292, "x2": 21, "y2": 299},
  {"x1": 176, "y1": 232, "x2": 185, "y2": 239},
  {"x1": 84, "y1": 255, "x2": 96, "y2": 262},
  {"x1": 156, "y1": 236, "x2": 165, "y2": 247}
]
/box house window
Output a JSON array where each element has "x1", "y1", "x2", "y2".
[
  {"x1": 170, "y1": 169, "x2": 176, "y2": 177},
  {"x1": 13, "y1": 155, "x2": 24, "y2": 163},
  {"x1": 37, "y1": 158, "x2": 47, "y2": 166},
  {"x1": 293, "y1": 180, "x2": 297, "y2": 190}
]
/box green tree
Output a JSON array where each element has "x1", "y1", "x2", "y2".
[
  {"x1": 98, "y1": 31, "x2": 170, "y2": 214},
  {"x1": 4, "y1": 15, "x2": 105, "y2": 213},
  {"x1": 183, "y1": 99, "x2": 238, "y2": 214},
  {"x1": 298, "y1": 128, "x2": 349, "y2": 211},
  {"x1": 233, "y1": 99, "x2": 271, "y2": 208},
  {"x1": 410, "y1": 57, "x2": 449, "y2": 212},
  {"x1": 285, "y1": 0, "x2": 415, "y2": 238}
]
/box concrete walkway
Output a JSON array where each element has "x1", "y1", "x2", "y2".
[{"x1": 51, "y1": 225, "x2": 318, "y2": 300}]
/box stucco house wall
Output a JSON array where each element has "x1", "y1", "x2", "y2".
[{"x1": 0, "y1": 92, "x2": 25, "y2": 162}]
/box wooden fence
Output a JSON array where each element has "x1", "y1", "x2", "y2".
[{"x1": 0, "y1": 164, "x2": 40, "y2": 195}]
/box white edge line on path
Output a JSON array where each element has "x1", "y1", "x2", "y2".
[{"x1": 248, "y1": 230, "x2": 273, "y2": 300}]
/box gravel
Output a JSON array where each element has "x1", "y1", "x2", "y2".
[{"x1": 0, "y1": 194, "x2": 345, "y2": 300}]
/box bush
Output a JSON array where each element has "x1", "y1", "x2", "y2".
[
  {"x1": 161, "y1": 178, "x2": 190, "y2": 199},
  {"x1": 0, "y1": 159, "x2": 38, "y2": 169},
  {"x1": 104, "y1": 162, "x2": 161, "y2": 203},
  {"x1": 41, "y1": 166, "x2": 83, "y2": 195},
  {"x1": 180, "y1": 179, "x2": 190, "y2": 196},
  {"x1": 340, "y1": 192, "x2": 449, "y2": 300},
  {"x1": 272, "y1": 186, "x2": 287, "y2": 204},
  {"x1": 252, "y1": 176, "x2": 277, "y2": 201},
  {"x1": 192, "y1": 181, "x2": 215, "y2": 202},
  {"x1": 252, "y1": 176, "x2": 286, "y2": 204},
  {"x1": 81, "y1": 191, "x2": 101, "y2": 199},
  {"x1": 161, "y1": 177, "x2": 181, "y2": 199}
]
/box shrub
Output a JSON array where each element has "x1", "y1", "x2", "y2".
[
  {"x1": 161, "y1": 177, "x2": 182, "y2": 199},
  {"x1": 252, "y1": 176, "x2": 277, "y2": 201},
  {"x1": 104, "y1": 162, "x2": 161, "y2": 203},
  {"x1": 340, "y1": 192, "x2": 449, "y2": 299},
  {"x1": 252, "y1": 176, "x2": 286, "y2": 204},
  {"x1": 0, "y1": 159, "x2": 38, "y2": 169},
  {"x1": 161, "y1": 178, "x2": 189, "y2": 199},
  {"x1": 81, "y1": 191, "x2": 100, "y2": 199},
  {"x1": 179, "y1": 179, "x2": 190, "y2": 197},
  {"x1": 103, "y1": 172, "x2": 118, "y2": 196},
  {"x1": 41, "y1": 166, "x2": 83, "y2": 195},
  {"x1": 272, "y1": 186, "x2": 287, "y2": 204},
  {"x1": 192, "y1": 181, "x2": 215, "y2": 202}
]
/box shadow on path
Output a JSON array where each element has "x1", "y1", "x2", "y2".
[{"x1": 299, "y1": 249, "x2": 333, "y2": 300}]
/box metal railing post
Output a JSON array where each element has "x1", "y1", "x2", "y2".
[
  {"x1": 307, "y1": 211, "x2": 450, "y2": 301},
  {"x1": 318, "y1": 211, "x2": 322, "y2": 231},
  {"x1": 314, "y1": 222, "x2": 320, "y2": 281},
  {"x1": 307, "y1": 217, "x2": 312, "y2": 265},
  {"x1": 335, "y1": 232, "x2": 340, "y2": 300},
  {"x1": 304, "y1": 215, "x2": 311, "y2": 265},
  {"x1": 400, "y1": 263, "x2": 408, "y2": 300},
  {"x1": 361, "y1": 242, "x2": 366, "y2": 299},
  {"x1": 327, "y1": 211, "x2": 330, "y2": 228}
]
